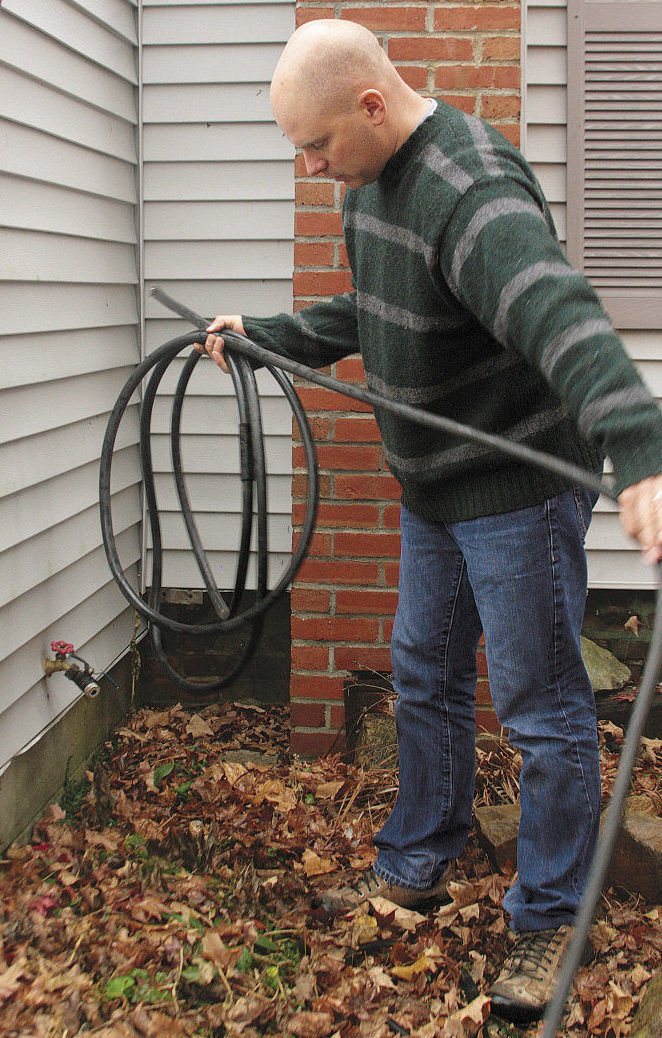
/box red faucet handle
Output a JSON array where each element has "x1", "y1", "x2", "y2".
[{"x1": 51, "y1": 641, "x2": 74, "y2": 656}]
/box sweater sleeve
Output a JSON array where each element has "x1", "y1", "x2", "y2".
[
  {"x1": 242, "y1": 291, "x2": 359, "y2": 370},
  {"x1": 437, "y1": 175, "x2": 662, "y2": 494}
]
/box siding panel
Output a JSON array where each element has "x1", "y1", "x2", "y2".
[
  {"x1": 143, "y1": 0, "x2": 296, "y2": 591},
  {"x1": 524, "y1": 0, "x2": 662, "y2": 588},
  {"x1": 0, "y1": 1, "x2": 141, "y2": 774}
]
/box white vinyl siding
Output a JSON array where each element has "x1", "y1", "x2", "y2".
[
  {"x1": 142, "y1": 0, "x2": 296, "y2": 591},
  {"x1": 524, "y1": 0, "x2": 662, "y2": 589},
  {"x1": 0, "y1": 0, "x2": 141, "y2": 771}
]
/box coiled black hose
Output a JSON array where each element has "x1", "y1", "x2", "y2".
[{"x1": 100, "y1": 287, "x2": 662, "y2": 1034}]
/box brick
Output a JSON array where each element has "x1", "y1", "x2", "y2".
[
  {"x1": 396, "y1": 65, "x2": 429, "y2": 91},
  {"x1": 291, "y1": 644, "x2": 331, "y2": 671},
  {"x1": 493, "y1": 123, "x2": 520, "y2": 146},
  {"x1": 383, "y1": 504, "x2": 402, "y2": 528},
  {"x1": 291, "y1": 616, "x2": 380, "y2": 642},
  {"x1": 291, "y1": 587, "x2": 332, "y2": 613},
  {"x1": 290, "y1": 673, "x2": 345, "y2": 700},
  {"x1": 475, "y1": 677, "x2": 493, "y2": 705},
  {"x1": 294, "y1": 242, "x2": 335, "y2": 267},
  {"x1": 292, "y1": 414, "x2": 332, "y2": 442},
  {"x1": 434, "y1": 6, "x2": 521, "y2": 32},
  {"x1": 297, "y1": 558, "x2": 381, "y2": 586},
  {"x1": 295, "y1": 181, "x2": 335, "y2": 206},
  {"x1": 333, "y1": 416, "x2": 381, "y2": 442},
  {"x1": 294, "y1": 271, "x2": 353, "y2": 296},
  {"x1": 296, "y1": 7, "x2": 335, "y2": 26},
  {"x1": 335, "y1": 473, "x2": 401, "y2": 500},
  {"x1": 290, "y1": 729, "x2": 344, "y2": 757},
  {"x1": 292, "y1": 530, "x2": 333, "y2": 556},
  {"x1": 335, "y1": 645, "x2": 393, "y2": 671},
  {"x1": 329, "y1": 703, "x2": 347, "y2": 730},
  {"x1": 294, "y1": 502, "x2": 380, "y2": 528},
  {"x1": 292, "y1": 471, "x2": 331, "y2": 500},
  {"x1": 476, "y1": 708, "x2": 500, "y2": 735},
  {"x1": 337, "y1": 589, "x2": 399, "y2": 615},
  {"x1": 434, "y1": 65, "x2": 519, "y2": 90},
  {"x1": 335, "y1": 356, "x2": 365, "y2": 382},
  {"x1": 295, "y1": 212, "x2": 344, "y2": 237},
  {"x1": 482, "y1": 36, "x2": 521, "y2": 63},
  {"x1": 440, "y1": 93, "x2": 477, "y2": 115},
  {"x1": 290, "y1": 701, "x2": 326, "y2": 728},
  {"x1": 294, "y1": 443, "x2": 380, "y2": 471},
  {"x1": 335, "y1": 531, "x2": 401, "y2": 558},
  {"x1": 296, "y1": 387, "x2": 373, "y2": 413},
  {"x1": 481, "y1": 94, "x2": 521, "y2": 120},
  {"x1": 341, "y1": 7, "x2": 426, "y2": 31},
  {"x1": 389, "y1": 37, "x2": 474, "y2": 62},
  {"x1": 384, "y1": 562, "x2": 400, "y2": 586},
  {"x1": 315, "y1": 443, "x2": 382, "y2": 471}
]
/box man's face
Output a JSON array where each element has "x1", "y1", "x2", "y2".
[{"x1": 274, "y1": 95, "x2": 387, "y2": 189}]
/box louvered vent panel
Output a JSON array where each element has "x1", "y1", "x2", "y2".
[{"x1": 583, "y1": 30, "x2": 662, "y2": 290}]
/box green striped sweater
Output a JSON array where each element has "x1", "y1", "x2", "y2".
[{"x1": 244, "y1": 102, "x2": 662, "y2": 521}]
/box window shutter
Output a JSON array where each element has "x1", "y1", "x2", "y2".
[{"x1": 566, "y1": 0, "x2": 662, "y2": 328}]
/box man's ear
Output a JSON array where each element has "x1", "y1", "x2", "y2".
[{"x1": 359, "y1": 89, "x2": 387, "y2": 125}]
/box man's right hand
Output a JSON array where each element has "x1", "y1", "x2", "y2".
[{"x1": 196, "y1": 315, "x2": 246, "y2": 373}]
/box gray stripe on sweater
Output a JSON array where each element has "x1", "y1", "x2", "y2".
[
  {"x1": 540, "y1": 318, "x2": 614, "y2": 381},
  {"x1": 579, "y1": 386, "x2": 654, "y2": 439},
  {"x1": 463, "y1": 114, "x2": 502, "y2": 177},
  {"x1": 367, "y1": 351, "x2": 519, "y2": 406},
  {"x1": 358, "y1": 292, "x2": 464, "y2": 333},
  {"x1": 344, "y1": 210, "x2": 435, "y2": 263},
  {"x1": 419, "y1": 143, "x2": 474, "y2": 193},
  {"x1": 385, "y1": 405, "x2": 568, "y2": 477},
  {"x1": 494, "y1": 261, "x2": 575, "y2": 344},
  {"x1": 450, "y1": 197, "x2": 546, "y2": 290}
]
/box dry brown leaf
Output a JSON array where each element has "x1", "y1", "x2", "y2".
[
  {"x1": 369, "y1": 896, "x2": 426, "y2": 930},
  {"x1": 315, "y1": 780, "x2": 345, "y2": 800},
  {"x1": 288, "y1": 1010, "x2": 335, "y2": 1038},
  {"x1": 186, "y1": 713, "x2": 214, "y2": 738},
  {"x1": 222, "y1": 761, "x2": 247, "y2": 786},
  {"x1": 624, "y1": 615, "x2": 642, "y2": 637},
  {"x1": 391, "y1": 953, "x2": 432, "y2": 981},
  {"x1": 302, "y1": 848, "x2": 336, "y2": 877},
  {"x1": 0, "y1": 957, "x2": 28, "y2": 1005}
]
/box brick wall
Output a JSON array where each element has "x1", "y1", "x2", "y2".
[{"x1": 290, "y1": 0, "x2": 522, "y2": 755}]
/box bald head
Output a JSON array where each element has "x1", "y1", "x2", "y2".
[
  {"x1": 269, "y1": 20, "x2": 430, "y2": 188},
  {"x1": 271, "y1": 20, "x2": 399, "y2": 114}
]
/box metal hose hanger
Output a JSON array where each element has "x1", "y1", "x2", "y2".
[{"x1": 100, "y1": 287, "x2": 662, "y2": 1034}]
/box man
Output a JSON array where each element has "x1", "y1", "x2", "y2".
[{"x1": 201, "y1": 20, "x2": 662, "y2": 1023}]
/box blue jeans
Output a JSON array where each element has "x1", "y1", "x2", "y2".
[{"x1": 374, "y1": 487, "x2": 601, "y2": 932}]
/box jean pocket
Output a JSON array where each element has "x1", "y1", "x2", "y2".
[{"x1": 572, "y1": 484, "x2": 599, "y2": 541}]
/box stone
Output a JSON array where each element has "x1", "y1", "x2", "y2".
[
  {"x1": 474, "y1": 803, "x2": 520, "y2": 871},
  {"x1": 629, "y1": 970, "x2": 662, "y2": 1038},
  {"x1": 354, "y1": 712, "x2": 398, "y2": 769},
  {"x1": 474, "y1": 801, "x2": 662, "y2": 903},
  {"x1": 606, "y1": 812, "x2": 662, "y2": 903},
  {"x1": 581, "y1": 635, "x2": 631, "y2": 692}
]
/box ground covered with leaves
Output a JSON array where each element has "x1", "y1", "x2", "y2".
[{"x1": 1, "y1": 702, "x2": 661, "y2": 1037}]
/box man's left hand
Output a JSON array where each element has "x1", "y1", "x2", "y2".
[{"x1": 618, "y1": 474, "x2": 662, "y2": 564}]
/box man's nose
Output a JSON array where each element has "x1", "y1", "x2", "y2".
[{"x1": 303, "y1": 149, "x2": 327, "y2": 176}]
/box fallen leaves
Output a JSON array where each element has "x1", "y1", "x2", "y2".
[{"x1": 0, "y1": 705, "x2": 660, "y2": 1037}]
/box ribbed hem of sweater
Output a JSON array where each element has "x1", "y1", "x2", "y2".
[{"x1": 400, "y1": 448, "x2": 604, "y2": 524}]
